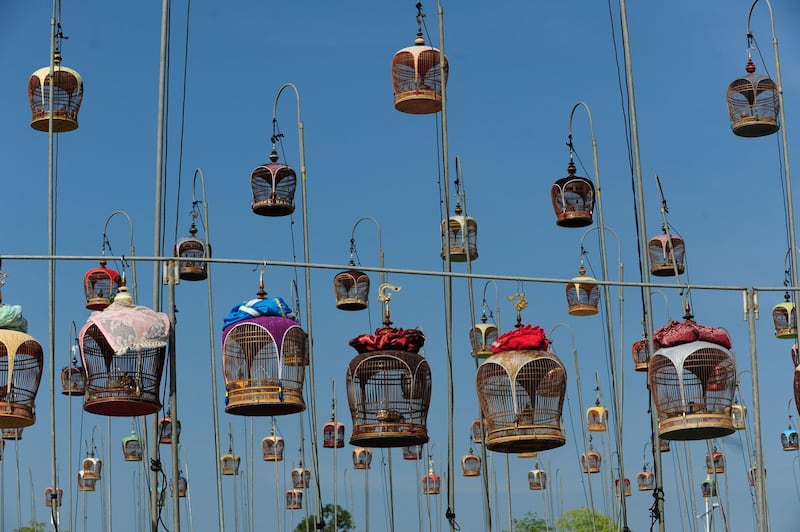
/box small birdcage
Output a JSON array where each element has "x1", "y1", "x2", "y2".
[
  {"x1": 637, "y1": 466, "x2": 654, "y2": 491},
  {"x1": 77, "y1": 470, "x2": 96, "y2": 492},
  {"x1": 44, "y1": 486, "x2": 63, "y2": 508},
  {"x1": 469, "y1": 320, "x2": 498, "y2": 359},
  {"x1": 333, "y1": 269, "x2": 370, "y2": 311},
  {"x1": 701, "y1": 477, "x2": 717, "y2": 498},
  {"x1": 660, "y1": 439, "x2": 670, "y2": 453},
  {"x1": 566, "y1": 264, "x2": 599, "y2": 316},
  {"x1": 323, "y1": 421, "x2": 345, "y2": 448},
  {"x1": 528, "y1": 464, "x2": 546, "y2": 490},
  {"x1": 403, "y1": 445, "x2": 423, "y2": 460},
  {"x1": 122, "y1": 430, "x2": 143, "y2": 462},
  {"x1": 471, "y1": 418, "x2": 488, "y2": 445},
  {"x1": 158, "y1": 413, "x2": 181, "y2": 445},
  {"x1": 461, "y1": 448, "x2": 481, "y2": 477},
  {"x1": 221, "y1": 451, "x2": 241, "y2": 476},
  {"x1": 81, "y1": 451, "x2": 103, "y2": 481},
  {"x1": 170, "y1": 473, "x2": 188, "y2": 498},
  {"x1": 581, "y1": 447, "x2": 601, "y2": 474},
  {"x1": 80, "y1": 289, "x2": 169, "y2": 416},
  {"x1": 441, "y1": 204, "x2": 478, "y2": 262},
  {"x1": 615, "y1": 478, "x2": 631, "y2": 498},
  {"x1": 648, "y1": 234, "x2": 685, "y2": 277},
  {"x1": 731, "y1": 403, "x2": 747, "y2": 430},
  {"x1": 631, "y1": 337, "x2": 651, "y2": 373},
  {"x1": 649, "y1": 331, "x2": 737, "y2": 440},
  {"x1": 262, "y1": 433, "x2": 284, "y2": 462},
  {"x1": 391, "y1": 3, "x2": 448, "y2": 115},
  {"x1": 222, "y1": 315, "x2": 306, "y2": 416},
  {"x1": 422, "y1": 460, "x2": 441, "y2": 494},
  {"x1": 60, "y1": 357, "x2": 86, "y2": 396},
  {"x1": 0, "y1": 330, "x2": 44, "y2": 429},
  {"x1": 2, "y1": 427, "x2": 23, "y2": 440},
  {"x1": 781, "y1": 425, "x2": 799, "y2": 451},
  {"x1": 353, "y1": 448, "x2": 372, "y2": 470},
  {"x1": 28, "y1": 58, "x2": 83, "y2": 133},
  {"x1": 174, "y1": 223, "x2": 210, "y2": 282},
  {"x1": 727, "y1": 59, "x2": 779, "y2": 138},
  {"x1": 251, "y1": 150, "x2": 296, "y2": 217},
  {"x1": 586, "y1": 402, "x2": 608, "y2": 432},
  {"x1": 551, "y1": 161, "x2": 594, "y2": 228},
  {"x1": 285, "y1": 489, "x2": 303, "y2": 510},
  {"x1": 292, "y1": 463, "x2": 311, "y2": 488},
  {"x1": 475, "y1": 348, "x2": 567, "y2": 453},
  {"x1": 772, "y1": 297, "x2": 797, "y2": 339},
  {"x1": 705, "y1": 448, "x2": 725, "y2": 474},
  {"x1": 83, "y1": 261, "x2": 121, "y2": 311}
]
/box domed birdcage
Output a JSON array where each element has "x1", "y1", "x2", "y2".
[
  {"x1": 615, "y1": 478, "x2": 632, "y2": 498},
  {"x1": 475, "y1": 325, "x2": 566, "y2": 453},
  {"x1": 565, "y1": 263, "x2": 599, "y2": 316},
  {"x1": 581, "y1": 444, "x2": 601, "y2": 474},
  {"x1": 637, "y1": 466, "x2": 654, "y2": 491},
  {"x1": 391, "y1": 3, "x2": 448, "y2": 115},
  {"x1": 323, "y1": 420, "x2": 346, "y2": 449},
  {"x1": 285, "y1": 489, "x2": 303, "y2": 510},
  {"x1": 469, "y1": 319, "x2": 498, "y2": 360},
  {"x1": 2, "y1": 427, "x2": 23, "y2": 440},
  {"x1": 122, "y1": 429, "x2": 143, "y2": 462},
  {"x1": 631, "y1": 337, "x2": 651, "y2": 373},
  {"x1": 353, "y1": 447, "x2": 372, "y2": 470},
  {"x1": 772, "y1": 294, "x2": 797, "y2": 339},
  {"x1": 221, "y1": 290, "x2": 306, "y2": 416},
  {"x1": 45, "y1": 486, "x2": 63, "y2": 508},
  {"x1": 79, "y1": 286, "x2": 169, "y2": 416},
  {"x1": 727, "y1": 59, "x2": 779, "y2": 138},
  {"x1": 262, "y1": 433, "x2": 284, "y2": 462},
  {"x1": 781, "y1": 416, "x2": 799, "y2": 451},
  {"x1": 706, "y1": 448, "x2": 725, "y2": 474},
  {"x1": 333, "y1": 269, "x2": 370, "y2": 311},
  {"x1": 60, "y1": 357, "x2": 86, "y2": 396},
  {"x1": 470, "y1": 418, "x2": 488, "y2": 445},
  {"x1": 77, "y1": 470, "x2": 96, "y2": 492},
  {"x1": 81, "y1": 448, "x2": 103, "y2": 481},
  {"x1": 174, "y1": 222, "x2": 210, "y2": 282},
  {"x1": 28, "y1": 53, "x2": 83, "y2": 133},
  {"x1": 660, "y1": 439, "x2": 671, "y2": 453},
  {"x1": 586, "y1": 400, "x2": 608, "y2": 432},
  {"x1": 422, "y1": 459, "x2": 441, "y2": 494},
  {"x1": 403, "y1": 445, "x2": 423, "y2": 460},
  {"x1": 701, "y1": 476, "x2": 717, "y2": 498},
  {"x1": 83, "y1": 260, "x2": 121, "y2": 311},
  {"x1": 170, "y1": 473, "x2": 188, "y2": 498},
  {"x1": 648, "y1": 321, "x2": 737, "y2": 440},
  {"x1": 251, "y1": 148, "x2": 297, "y2": 217},
  {"x1": 461, "y1": 447, "x2": 481, "y2": 477},
  {"x1": 441, "y1": 203, "x2": 478, "y2": 263},
  {"x1": 158, "y1": 412, "x2": 181, "y2": 445},
  {"x1": 528, "y1": 463, "x2": 546, "y2": 490},
  {"x1": 291, "y1": 463, "x2": 311, "y2": 488},
  {"x1": 551, "y1": 160, "x2": 594, "y2": 228},
  {"x1": 221, "y1": 433, "x2": 241, "y2": 476},
  {"x1": 0, "y1": 329, "x2": 44, "y2": 429},
  {"x1": 731, "y1": 402, "x2": 747, "y2": 430},
  {"x1": 648, "y1": 234, "x2": 686, "y2": 277}
]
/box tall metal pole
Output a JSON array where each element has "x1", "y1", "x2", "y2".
[
  {"x1": 616, "y1": 2, "x2": 663, "y2": 530},
  {"x1": 745, "y1": 289, "x2": 767, "y2": 531},
  {"x1": 167, "y1": 261, "x2": 180, "y2": 532}
]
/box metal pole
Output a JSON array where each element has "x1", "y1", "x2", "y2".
[
  {"x1": 745, "y1": 289, "x2": 767, "y2": 531},
  {"x1": 365, "y1": 461, "x2": 370, "y2": 532},
  {"x1": 167, "y1": 261, "x2": 180, "y2": 532}
]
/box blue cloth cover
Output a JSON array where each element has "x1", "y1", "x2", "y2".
[{"x1": 223, "y1": 297, "x2": 294, "y2": 328}]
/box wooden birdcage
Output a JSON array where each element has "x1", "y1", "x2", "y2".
[
  {"x1": 262, "y1": 434, "x2": 284, "y2": 461},
  {"x1": 222, "y1": 315, "x2": 306, "y2": 416},
  {"x1": 353, "y1": 447, "x2": 372, "y2": 470},
  {"x1": 731, "y1": 403, "x2": 746, "y2": 430},
  {"x1": 727, "y1": 60, "x2": 779, "y2": 138},
  {"x1": 2, "y1": 427, "x2": 23, "y2": 440},
  {"x1": 77, "y1": 470, "x2": 96, "y2": 492},
  {"x1": 60, "y1": 358, "x2": 86, "y2": 396},
  {"x1": 632, "y1": 337, "x2": 651, "y2": 373},
  {"x1": 403, "y1": 445, "x2": 423, "y2": 460},
  {"x1": 649, "y1": 341, "x2": 737, "y2": 440},
  {"x1": 659, "y1": 439, "x2": 670, "y2": 453},
  {"x1": 701, "y1": 477, "x2": 717, "y2": 498},
  {"x1": 422, "y1": 460, "x2": 441, "y2": 494},
  {"x1": 441, "y1": 205, "x2": 478, "y2": 262},
  {"x1": 615, "y1": 478, "x2": 631, "y2": 498},
  {"x1": 122, "y1": 430, "x2": 143, "y2": 462},
  {"x1": 251, "y1": 150, "x2": 296, "y2": 217},
  {"x1": 334, "y1": 269, "x2": 370, "y2": 311},
  {"x1": 221, "y1": 452, "x2": 241, "y2": 476},
  {"x1": 475, "y1": 350, "x2": 567, "y2": 453},
  {"x1": 81, "y1": 453, "x2": 103, "y2": 481},
  {"x1": 170, "y1": 474, "x2": 188, "y2": 498},
  {"x1": 391, "y1": 8, "x2": 448, "y2": 115},
  {"x1": 781, "y1": 426, "x2": 799, "y2": 451},
  {"x1": 79, "y1": 296, "x2": 169, "y2": 416},
  {"x1": 346, "y1": 349, "x2": 432, "y2": 448},
  {"x1": 528, "y1": 465, "x2": 546, "y2": 490},
  {"x1": 45, "y1": 486, "x2": 63, "y2": 508},
  {"x1": 566, "y1": 265, "x2": 599, "y2": 316},
  {"x1": 84, "y1": 261, "x2": 121, "y2": 311},
  {"x1": 469, "y1": 321, "x2": 498, "y2": 359},
  {"x1": 581, "y1": 447, "x2": 601, "y2": 474},
  {"x1": 28, "y1": 61, "x2": 83, "y2": 133},
  {"x1": 323, "y1": 421, "x2": 345, "y2": 448},
  {"x1": 158, "y1": 414, "x2": 181, "y2": 445},
  {"x1": 772, "y1": 299, "x2": 797, "y2": 339},
  {"x1": 637, "y1": 467, "x2": 654, "y2": 491},
  {"x1": 705, "y1": 449, "x2": 725, "y2": 474},
  {"x1": 291, "y1": 463, "x2": 311, "y2": 487},
  {"x1": 551, "y1": 161, "x2": 594, "y2": 228},
  {"x1": 0, "y1": 330, "x2": 44, "y2": 428},
  {"x1": 174, "y1": 224, "x2": 210, "y2": 282},
  {"x1": 648, "y1": 234, "x2": 685, "y2": 277},
  {"x1": 285, "y1": 489, "x2": 303, "y2": 510},
  {"x1": 461, "y1": 448, "x2": 481, "y2": 477},
  {"x1": 471, "y1": 418, "x2": 488, "y2": 445},
  {"x1": 586, "y1": 402, "x2": 608, "y2": 432}
]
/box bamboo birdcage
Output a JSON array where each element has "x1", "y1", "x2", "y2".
[
  {"x1": 2, "y1": 427, "x2": 23, "y2": 440},
  {"x1": 701, "y1": 477, "x2": 717, "y2": 498},
  {"x1": 291, "y1": 463, "x2": 311, "y2": 487},
  {"x1": 586, "y1": 401, "x2": 608, "y2": 432},
  {"x1": 45, "y1": 487, "x2": 63, "y2": 507},
  {"x1": 528, "y1": 465, "x2": 546, "y2": 490},
  {"x1": 122, "y1": 430, "x2": 143, "y2": 462},
  {"x1": 773, "y1": 297, "x2": 797, "y2": 339},
  {"x1": 706, "y1": 448, "x2": 725, "y2": 474},
  {"x1": 323, "y1": 421, "x2": 345, "y2": 448},
  {"x1": 250, "y1": 150, "x2": 297, "y2": 217},
  {"x1": 221, "y1": 451, "x2": 241, "y2": 476},
  {"x1": 441, "y1": 204, "x2": 478, "y2": 262},
  {"x1": 648, "y1": 234, "x2": 686, "y2": 277},
  {"x1": 170, "y1": 474, "x2": 188, "y2": 498},
  {"x1": 262, "y1": 434, "x2": 284, "y2": 461},
  {"x1": 581, "y1": 447, "x2": 601, "y2": 474},
  {"x1": 81, "y1": 452, "x2": 103, "y2": 481},
  {"x1": 731, "y1": 403, "x2": 747, "y2": 430},
  {"x1": 781, "y1": 425, "x2": 799, "y2": 451},
  {"x1": 565, "y1": 265, "x2": 599, "y2": 316},
  {"x1": 470, "y1": 417, "x2": 488, "y2": 444},
  {"x1": 461, "y1": 448, "x2": 481, "y2": 477},
  {"x1": 285, "y1": 489, "x2": 303, "y2": 510},
  {"x1": 422, "y1": 460, "x2": 441, "y2": 494},
  {"x1": 0, "y1": 330, "x2": 44, "y2": 429},
  {"x1": 402, "y1": 445, "x2": 423, "y2": 460},
  {"x1": 353, "y1": 447, "x2": 372, "y2": 470},
  {"x1": 551, "y1": 161, "x2": 594, "y2": 228},
  {"x1": 83, "y1": 261, "x2": 121, "y2": 311},
  {"x1": 637, "y1": 466, "x2": 654, "y2": 491},
  {"x1": 158, "y1": 413, "x2": 181, "y2": 445},
  {"x1": 174, "y1": 224, "x2": 210, "y2": 282},
  {"x1": 631, "y1": 337, "x2": 651, "y2": 372},
  {"x1": 28, "y1": 60, "x2": 83, "y2": 133},
  {"x1": 615, "y1": 478, "x2": 632, "y2": 497},
  {"x1": 475, "y1": 349, "x2": 567, "y2": 453},
  {"x1": 77, "y1": 470, "x2": 96, "y2": 492},
  {"x1": 469, "y1": 321, "x2": 498, "y2": 359},
  {"x1": 333, "y1": 269, "x2": 370, "y2": 311},
  {"x1": 727, "y1": 59, "x2": 779, "y2": 138},
  {"x1": 60, "y1": 358, "x2": 86, "y2": 396},
  {"x1": 221, "y1": 315, "x2": 306, "y2": 416}
]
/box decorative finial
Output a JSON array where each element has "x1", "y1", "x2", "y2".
[{"x1": 508, "y1": 292, "x2": 528, "y2": 328}]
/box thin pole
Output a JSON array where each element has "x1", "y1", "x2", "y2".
[
  {"x1": 167, "y1": 261, "x2": 180, "y2": 532},
  {"x1": 106, "y1": 418, "x2": 113, "y2": 532},
  {"x1": 365, "y1": 460, "x2": 370, "y2": 532},
  {"x1": 745, "y1": 289, "x2": 766, "y2": 531}
]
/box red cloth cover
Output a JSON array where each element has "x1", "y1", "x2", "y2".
[
  {"x1": 653, "y1": 320, "x2": 732, "y2": 349},
  {"x1": 490, "y1": 324, "x2": 551, "y2": 354},
  {"x1": 349, "y1": 327, "x2": 426, "y2": 354}
]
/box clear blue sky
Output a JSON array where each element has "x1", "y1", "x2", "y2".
[{"x1": 2, "y1": 1, "x2": 800, "y2": 531}]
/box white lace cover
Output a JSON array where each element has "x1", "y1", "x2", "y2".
[{"x1": 85, "y1": 301, "x2": 170, "y2": 355}]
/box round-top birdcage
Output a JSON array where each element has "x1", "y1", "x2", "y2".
[
  {"x1": 648, "y1": 234, "x2": 686, "y2": 277},
  {"x1": 551, "y1": 161, "x2": 594, "y2": 228},
  {"x1": 727, "y1": 59, "x2": 779, "y2": 138},
  {"x1": 0, "y1": 329, "x2": 44, "y2": 429},
  {"x1": 28, "y1": 55, "x2": 83, "y2": 133}
]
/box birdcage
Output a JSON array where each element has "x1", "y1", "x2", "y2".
[
  {"x1": 706, "y1": 449, "x2": 725, "y2": 474},
  {"x1": 731, "y1": 403, "x2": 747, "y2": 430},
  {"x1": 772, "y1": 299, "x2": 797, "y2": 339},
  {"x1": 615, "y1": 478, "x2": 631, "y2": 497},
  {"x1": 353, "y1": 448, "x2": 372, "y2": 470},
  {"x1": 581, "y1": 448, "x2": 601, "y2": 474},
  {"x1": 28, "y1": 62, "x2": 83, "y2": 133},
  {"x1": 79, "y1": 294, "x2": 169, "y2": 416},
  {"x1": 701, "y1": 477, "x2": 717, "y2": 498},
  {"x1": 262, "y1": 434, "x2": 284, "y2": 462},
  {"x1": 586, "y1": 403, "x2": 608, "y2": 432},
  {"x1": 0, "y1": 330, "x2": 44, "y2": 428},
  {"x1": 566, "y1": 265, "x2": 599, "y2": 316},
  {"x1": 551, "y1": 161, "x2": 594, "y2": 228},
  {"x1": 221, "y1": 315, "x2": 306, "y2": 416},
  {"x1": 346, "y1": 348, "x2": 432, "y2": 448},
  {"x1": 727, "y1": 60, "x2": 779, "y2": 137},
  {"x1": 60, "y1": 358, "x2": 86, "y2": 396},
  {"x1": 469, "y1": 321, "x2": 498, "y2": 359},
  {"x1": 441, "y1": 206, "x2": 478, "y2": 262},
  {"x1": 475, "y1": 349, "x2": 567, "y2": 453},
  {"x1": 403, "y1": 445, "x2": 423, "y2": 460},
  {"x1": 660, "y1": 439, "x2": 670, "y2": 453},
  {"x1": 649, "y1": 333, "x2": 737, "y2": 440},
  {"x1": 83, "y1": 261, "x2": 121, "y2": 311},
  {"x1": 158, "y1": 413, "x2": 181, "y2": 445},
  {"x1": 170, "y1": 474, "x2": 188, "y2": 498},
  {"x1": 174, "y1": 227, "x2": 210, "y2": 282},
  {"x1": 291, "y1": 463, "x2": 311, "y2": 487},
  {"x1": 81, "y1": 453, "x2": 102, "y2": 481},
  {"x1": 77, "y1": 470, "x2": 96, "y2": 492},
  {"x1": 44, "y1": 487, "x2": 63, "y2": 508},
  {"x1": 323, "y1": 421, "x2": 346, "y2": 448},
  {"x1": 250, "y1": 151, "x2": 296, "y2": 217},
  {"x1": 422, "y1": 461, "x2": 441, "y2": 494},
  {"x1": 221, "y1": 451, "x2": 241, "y2": 476},
  {"x1": 637, "y1": 467, "x2": 654, "y2": 491},
  {"x1": 528, "y1": 465, "x2": 546, "y2": 490},
  {"x1": 781, "y1": 426, "x2": 799, "y2": 451},
  {"x1": 285, "y1": 489, "x2": 303, "y2": 510},
  {"x1": 648, "y1": 234, "x2": 686, "y2": 277},
  {"x1": 333, "y1": 269, "x2": 370, "y2": 311},
  {"x1": 631, "y1": 337, "x2": 651, "y2": 373},
  {"x1": 2, "y1": 428, "x2": 23, "y2": 440},
  {"x1": 122, "y1": 430, "x2": 143, "y2": 462},
  {"x1": 461, "y1": 448, "x2": 481, "y2": 477},
  {"x1": 470, "y1": 418, "x2": 488, "y2": 445}
]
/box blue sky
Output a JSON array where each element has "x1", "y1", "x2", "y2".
[{"x1": 2, "y1": 1, "x2": 800, "y2": 531}]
